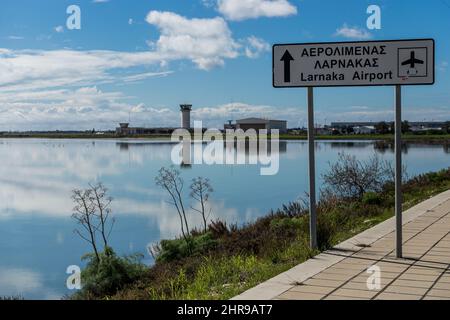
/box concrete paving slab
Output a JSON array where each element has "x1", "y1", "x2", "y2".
[
  {"x1": 289, "y1": 285, "x2": 335, "y2": 295},
  {"x1": 331, "y1": 288, "x2": 378, "y2": 299},
  {"x1": 277, "y1": 291, "x2": 324, "y2": 300},
  {"x1": 232, "y1": 189, "x2": 450, "y2": 300},
  {"x1": 383, "y1": 285, "x2": 429, "y2": 296},
  {"x1": 375, "y1": 293, "x2": 422, "y2": 300},
  {"x1": 426, "y1": 288, "x2": 450, "y2": 298}
]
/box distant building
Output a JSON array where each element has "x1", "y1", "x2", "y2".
[
  {"x1": 410, "y1": 124, "x2": 442, "y2": 132},
  {"x1": 354, "y1": 126, "x2": 376, "y2": 134},
  {"x1": 115, "y1": 123, "x2": 174, "y2": 135},
  {"x1": 331, "y1": 121, "x2": 447, "y2": 134},
  {"x1": 315, "y1": 127, "x2": 333, "y2": 135},
  {"x1": 226, "y1": 118, "x2": 288, "y2": 133},
  {"x1": 116, "y1": 103, "x2": 194, "y2": 135},
  {"x1": 180, "y1": 104, "x2": 192, "y2": 129},
  {"x1": 224, "y1": 120, "x2": 236, "y2": 131},
  {"x1": 331, "y1": 121, "x2": 446, "y2": 130},
  {"x1": 116, "y1": 123, "x2": 152, "y2": 135},
  {"x1": 116, "y1": 123, "x2": 130, "y2": 135},
  {"x1": 331, "y1": 122, "x2": 377, "y2": 128}
]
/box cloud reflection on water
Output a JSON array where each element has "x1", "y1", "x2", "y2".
[{"x1": 0, "y1": 139, "x2": 259, "y2": 238}]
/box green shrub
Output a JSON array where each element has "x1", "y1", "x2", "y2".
[
  {"x1": 270, "y1": 217, "x2": 304, "y2": 230},
  {"x1": 317, "y1": 213, "x2": 337, "y2": 250},
  {"x1": 79, "y1": 167, "x2": 450, "y2": 300},
  {"x1": 362, "y1": 192, "x2": 383, "y2": 205},
  {"x1": 151, "y1": 255, "x2": 283, "y2": 300},
  {"x1": 74, "y1": 247, "x2": 146, "y2": 299},
  {"x1": 155, "y1": 232, "x2": 217, "y2": 263}
]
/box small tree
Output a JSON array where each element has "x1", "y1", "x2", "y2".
[
  {"x1": 89, "y1": 182, "x2": 115, "y2": 252},
  {"x1": 322, "y1": 152, "x2": 392, "y2": 199},
  {"x1": 443, "y1": 121, "x2": 450, "y2": 134},
  {"x1": 71, "y1": 183, "x2": 115, "y2": 262},
  {"x1": 155, "y1": 166, "x2": 190, "y2": 241},
  {"x1": 375, "y1": 121, "x2": 390, "y2": 134},
  {"x1": 72, "y1": 188, "x2": 100, "y2": 263},
  {"x1": 402, "y1": 121, "x2": 411, "y2": 133},
  {"x1": 190, "y1": 177, "x2": 214, "y2": 232}
]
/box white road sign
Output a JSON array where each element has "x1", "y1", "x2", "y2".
[{"x1": 273, "y1": 39, "x2": 435, "y2": 87}]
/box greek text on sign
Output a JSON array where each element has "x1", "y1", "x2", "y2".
[{"x1": 273, "y1": 39, "x2": 434, "y2": 87}]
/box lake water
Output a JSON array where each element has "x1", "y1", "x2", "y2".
[{"x1": 0, "y1": 138, "x2": 449, "y2": 299}]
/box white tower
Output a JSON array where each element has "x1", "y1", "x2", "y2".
[{"x1": 180, "y1": 104, "x2": 192, "y2": 129}]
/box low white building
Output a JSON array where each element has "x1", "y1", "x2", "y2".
[
  {"x1": 233, "y1": 118, "x2": 288, "y2": 133},
  {"x1": 353, "y1": 126, "x2": 376, "y2": 134},
  {"x1": 410, "y1": 126, "x2": 442, "y2": 132}
]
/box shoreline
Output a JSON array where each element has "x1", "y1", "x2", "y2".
[
  {"x1": 1, "y1": 133, "x2": 450, "y2": 143},
  {"x1": 70, "y1": 167, "x2": 450, "y2": 300}
]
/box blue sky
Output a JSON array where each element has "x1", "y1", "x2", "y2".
[{"x1": 0, "y1": 0, "x2": 449, "y2": 130}]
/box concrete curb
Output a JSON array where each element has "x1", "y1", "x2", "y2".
[{"x1": 232, "y1": 189, "x2": 450, "y2": 300}]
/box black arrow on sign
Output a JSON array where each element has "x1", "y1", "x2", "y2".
[{"x1": 280, "y1": 50, "x2": 294, "y2": 83}]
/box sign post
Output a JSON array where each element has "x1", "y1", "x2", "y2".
[
  {"x1": 307, "y1": 87, "x2": 317, "y2": 249},
  {"x1": 273, "y1": 39, "x2": 434, "y2": 253},
  {"x1": 395, "y1": 85, "x2": 403, "y2": 258}
]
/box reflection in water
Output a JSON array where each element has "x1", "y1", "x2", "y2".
[
  {"x1": 329, "y1": 141, "x2": 372, "y2": 149},
  {"x1": 0, "y1": 266, "x2": 64, "y2": 300},
  {"x1": 0, "y1": 138, "x2": 449, "y2": 299},
  {"x1": 170, "y1": 140, "x2": 287, "y2": 174},
  {"x1": 116, "y1": 141, "x2": 177, "y2": 150},
  {"x1": 117, "y1": 140, "x2": 288, "y2": 154},
  {"x1": 374, "y1": 140, "x2": 450, "y2": 155},
  {"x1": 373, "y1": 141, "x2": 411, "y2": 154}
]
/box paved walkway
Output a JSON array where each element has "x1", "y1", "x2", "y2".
[{"x1": 233, "y1": 190, "x2": 450, "y2": 300}]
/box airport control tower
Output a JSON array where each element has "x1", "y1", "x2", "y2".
[{"x1": 180, "y1": 104, "x2": 192, "y2": 129}]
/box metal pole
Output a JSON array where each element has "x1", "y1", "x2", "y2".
[
  {"x1": 395, "y1": 85, "x2": 403, "y2": 258},
  {"x1": 307, "y1": 87, "x2": 317, "y2": 249}
]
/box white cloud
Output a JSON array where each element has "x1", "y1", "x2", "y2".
[
  {"x1": 0, "y1": 11, "x2": 268, "y2": 96},
  {"x1": 7, "y1": 36, "x2": 24, "y2": 40},
  {"x1": 54, "y1": 26, "x2": 64, "y2": 33},
  {"x1": 1, "y1": 96, "x2": 298, "y2": 131},
  {"x1": 244, "y1": 36, "x2": 270, "y2": 58},
  {"x1": 0, "y1": 86, "x2": 166, "y2": 130},
  {"x1": 193, "y1": 102, "x2": 304, "y2": 127},
  {"x1": 202, "y1": 0, "x2": 216, "y2": 8},
  {"x1": 1, "y1": 87, "x2": 449, "y2": 132},
  {"x1": 36, "y1": 34, "x2": 52, "y2": 41},
  {"x1": 146, "y1": 11, "x2": 240, "y2": 70},
  {"x1": 0, "y1": 268, "x2": 43, "y2": 296},
  {"x1": 217, "y1": 0, "x2": 297, "y2": 21},
  {"x1": 122, "y1": 71, "x2": 173, "y2": 82},
  {"x1": 0, "y1": 10, "x2": 273, "y2": 130},
  {"x1": 0, "y1": 49, "x2": 165, "y2": 92},
  {"x1": 335, "y1": 24, "x2": 372, "y2": 40},
  {"x1": 0, "y1": 139, "x2": 247, "y2": 239}
]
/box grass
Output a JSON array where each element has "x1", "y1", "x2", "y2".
[
  {"x1": 72, "y1": 167, "x2": 450, "y2": 300},
  {"x1": 145, "y1": 255, "x2": 293, "y2": 300}
]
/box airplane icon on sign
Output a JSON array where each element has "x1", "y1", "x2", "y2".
[
  {"x1": 401, "y1": 51, "x2": 424, "y2": 68},
  {"x1": 401, "y1": 51, "x2": 424, "y2": 76}
]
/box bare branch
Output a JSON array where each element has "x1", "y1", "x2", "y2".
[
  {"x1": 190, "y1": 177, "x2": 214, "y2": 233},
  {"x1": 155, "y1": 166, "x2": 190, "y2": 241}
]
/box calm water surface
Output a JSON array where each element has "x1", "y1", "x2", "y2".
[{"x1": 0, "y1": 139, "x2": 449, "y2": 299}]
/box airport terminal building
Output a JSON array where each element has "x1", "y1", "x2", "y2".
[{"x1": 225, "y1": 118, "x2": 288, "y2": 133}]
